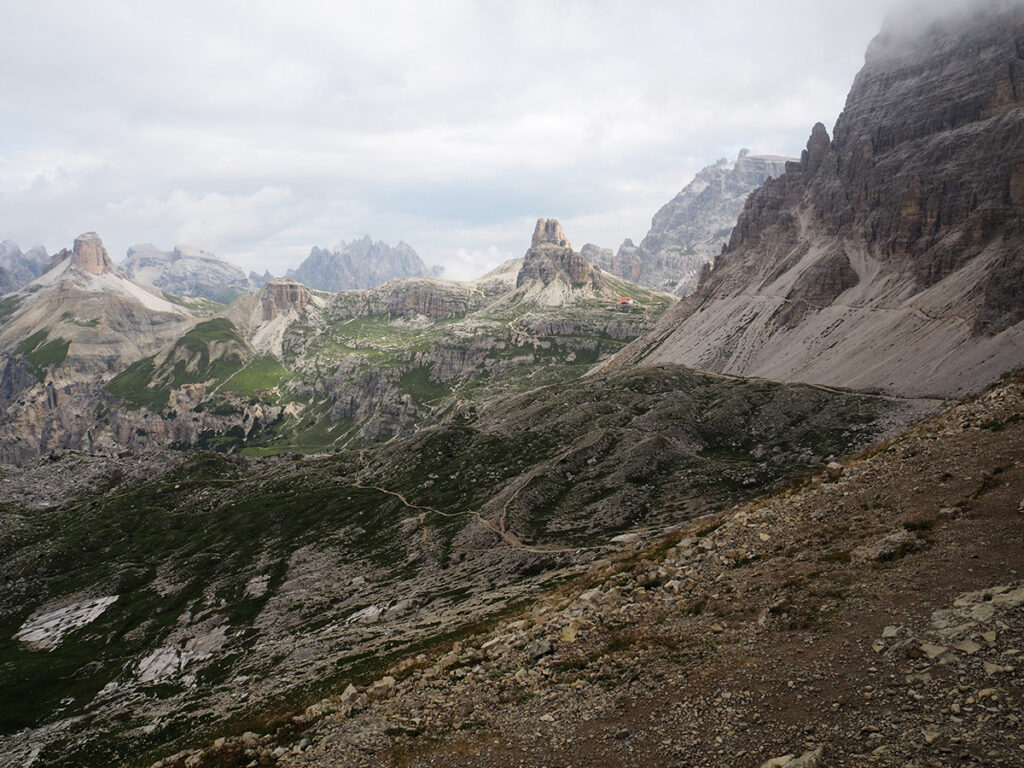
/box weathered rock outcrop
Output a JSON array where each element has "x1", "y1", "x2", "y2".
[
  {"x1": 516, "y1": 219, "x2": 603, "y2": 291},
  {"x1": 261, "y1": 278, "x2": 311, "y2": 321},
  {"x1": 610, "y1": 3, "x2": 1024, "y2": 398},
  {"x1": 588, "y1": 151, "x2": 792, "y2": 296},
  {"x1": 328, "y1": 280, "x2": 477, "y2": 322},
  {"x1": 288, "y1": 236, "x2": 433, "y2": 292}
]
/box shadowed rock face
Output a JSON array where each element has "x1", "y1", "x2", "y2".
[{"x1": 610, "y1": 3, "x2": 1024, "y2": 398}]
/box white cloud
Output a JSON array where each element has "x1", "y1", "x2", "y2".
[{"x1": 0, "y1": 0, "x2": 907, "y2": 279}]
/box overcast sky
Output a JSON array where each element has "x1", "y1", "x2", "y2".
[{"x1": 0, "y1": 0, "x2": 902, "y2": 280}]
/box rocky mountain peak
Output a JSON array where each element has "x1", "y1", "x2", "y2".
[
  {"x1": 531, "y1": 218, "x2": 571, "y2": 249},
  {"x1": 588, "y1": 151, "x2": 793, "y2": 296},
  {"x1": 71, "y1": 232, "x2": 114, "y2": 275},
  {"x1": 516, "y1": 220, "x2": 602, "y2": 291},
  {"x1": 801, "y1": 122, "x2": 831, "y2": 174},
  {"x1": 261, "y1": 278, "x2": 311, "y2": 321}
]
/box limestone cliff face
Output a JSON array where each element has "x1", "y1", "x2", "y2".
[
  {"x1": 69, "y1": 232, "x2": 115, "y2": 274},
  {"x1": 329, "y1": 280, "x2": 476, "y2": 322},
  {"x1": 611, "y1": 3, "x2": 1024, "y2": 398},
  {"x1": 260, "y1": 279, "x2": 311, "y2": 321},
  {"x1": 587, "y1": 151, "x2": 792, "y2": 296}
]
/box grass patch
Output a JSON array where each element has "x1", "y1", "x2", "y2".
[
  {"x1": 107, "y1": 357, "x2": 168, "y2": 410},
  {"x1": 0, "y1": 295, "x2": 23, "y2": 323},
  {"x1": 16, "y1": 329, "x2": 71, "y2": 379},
  {"x1": 221, "y1": 356, "x2": 290, "y2": 396}
]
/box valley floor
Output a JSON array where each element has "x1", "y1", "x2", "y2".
[{"x1": 158, "y1": 373, "x2": 1024, "y2": 768}]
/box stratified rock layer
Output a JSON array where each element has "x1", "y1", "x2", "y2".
[
  {"x1": 260, "y1": 278, "x2": 311, "y2": 321},
  {"x1": 611, "y1": 3, "x2": 1024, "y2": 398}
]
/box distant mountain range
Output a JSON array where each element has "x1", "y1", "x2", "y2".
[
  {"x1": 120, "y1": 243, "x2": 264, "y2": 304},
  {"x1": 287, "y1": 235, "x2": 439, "y2": 291},
  {"x1": 0, "y1": 221, "x2": 669, "y2": 462}
]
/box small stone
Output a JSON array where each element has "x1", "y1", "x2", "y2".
[
  {"x1": 920, "y1": 643, "x2": 948, "y2": 659},
  {"x1": 825, "y1": 461, "x2": 844, "y2": 479},
  {"x1": 526, "y1": 639, "x2": 553, "y2": 659},
  {"x1": 953, "y1": 639, "x2": 982, "y2": 655},
  {"x1": 786, "y1": 745, "x2": 824, "y2": 767},
  {"x1": 872, "y1": 640, "x2": 886, "y2": 653},
  {"x1": 984, "y1": 662, "x2": 1009, "y2": 675},
  {"x1": 366, "y1": 675, "x2": 396, "y2": 700},
  {"x1": 882, "y1": 625, "x2": 901, "y2": 638},
  {"x1": 971, "y1": 603, "x2": 995, "y2": 622},
  {"x1": 437, "y1": 651, "x2": 459, "y2": 670},
  {"x1": 922, "y1": 730, "x2": 940, "y2": 745},
  {"x1": 340, "y1": 684, "x2": 359, "y2": 702}
]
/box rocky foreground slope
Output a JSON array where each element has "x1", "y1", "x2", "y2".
[
  {"x1": 0, "y1": 361, "x2": 933, "y2": 768},
  {"x1": 111, "y1": 372, "x2": 1022, "y2": 768},
  {"x1": 609, "y1": 3, "x2": 1024, "y2": 398}
]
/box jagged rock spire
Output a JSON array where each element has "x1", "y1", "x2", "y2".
[{"x1": 531, "y1": 218, "x2": 571, "y2": 249}]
